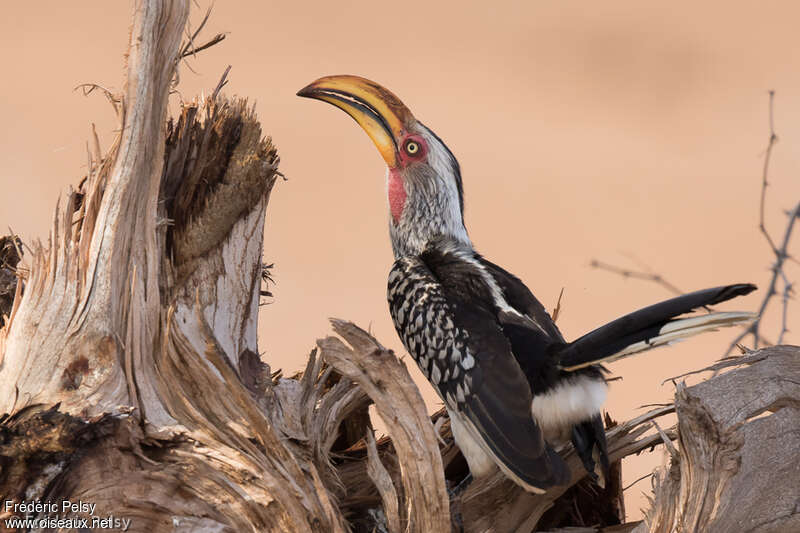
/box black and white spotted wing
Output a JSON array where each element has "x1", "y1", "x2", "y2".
[{"x1": 387, "y1": 246, "x2": 570, "y2": 490}]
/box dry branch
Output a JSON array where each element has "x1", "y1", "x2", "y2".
[
  {"x1": 1, "y1": 3, "x2": 798, "y2": 533},
  {"x1": 723, "y1": 92, "x2": 798, "y2": 352},
  {"x1": 725, "y1": 200, "x2": 799, "y2": 353},
  {"x1": 318, "y1": 320, "x2": 450, "y2": 533},
  {"x1": 592, "y1": 92, "x2": 798, "y2": 355},
  {"x1": 589, "y1": 259, "x2": 683, "y2": 297}
]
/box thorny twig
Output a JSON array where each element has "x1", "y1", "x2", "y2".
[
  {"x1": 179, "y1": 5, "x2": 226, "y2": 60},
  {"x1": 723, "y1": 201, "x2": 799, "y2": 353},
  {"x1": 590, "y1": 93, "x2": 795, "y2": 354},
  {"x1": 589, "y1": 259, "x2": 716, "y2": 313},
  {"x1": 778, "y1": 269, "x2": 793, "y2": 344},
  {"x1": 623, "y1": 472, "x2": 653, "y2": 492},
  {"x1": 212, "y1": 66, "x2": 232, "y2": 101},
  {"x1": 74, "y1": 83, "x2": 122, "y2": 118},
  {"x1": 661, "y1": 349, "x2": 769, "y2": 385},
  {"x1": 173, "y1": 5, "x2": 226, "y2": 85},
  {"x1": 589, "y1": 259, "x2": 683, "y2": 296},
  {"x1": 759, "y1": 91, "x2": 780, "y2": 256},
  {"x1": 181, "y1": 33, "x2": 226, "y2": 59},
  {"x1": 725, "y1": 92, "x2": 799, "y2": 354}
]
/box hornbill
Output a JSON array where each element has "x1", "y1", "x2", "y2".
[{"x1": 298, "y1": 75, "x2": 757, "y2": 493}]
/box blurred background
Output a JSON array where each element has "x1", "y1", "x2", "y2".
[{"x1": 2, "y1": 0, "x2": 798, "y2": 520}]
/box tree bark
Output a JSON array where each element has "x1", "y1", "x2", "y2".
[
  {"x1": 0, "y1": 2, "x2": 798, "y2": 532},
  {"x1": 635, "y1": 346, "x2": 800, "y2": 533}
]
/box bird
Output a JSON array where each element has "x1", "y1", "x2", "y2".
[{"x1": 297, "y1": 75, "x2": 757, "y2": 494}]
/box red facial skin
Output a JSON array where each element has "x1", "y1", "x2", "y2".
[{"x1": 388, "y1": 135, "x2": 428, "y2": 222}]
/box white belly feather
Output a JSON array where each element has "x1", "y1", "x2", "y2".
[
  {"x1": 530, "y1": 375, "x2": 608, "y2": 442},
  {"x1": 447, "y1": 407, "x2": 496, "y2": 477}
]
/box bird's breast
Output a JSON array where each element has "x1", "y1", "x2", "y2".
[{"x1": 387, "y1": 259, "x2": 474, "y2": 410}]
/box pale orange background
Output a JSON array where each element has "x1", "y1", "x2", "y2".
[{"x1": 2, "y1": 1, "x2": 799, "y2": 521}]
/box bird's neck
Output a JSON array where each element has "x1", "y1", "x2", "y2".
[{"x1": 388, "y1": 174, "x2": 471, "y2": 259}]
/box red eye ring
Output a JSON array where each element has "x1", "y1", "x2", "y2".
[{"x1": 402, "y1": 137, "x2": 426, "y2": 159}]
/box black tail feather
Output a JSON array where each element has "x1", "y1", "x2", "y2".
[{"x1": 556, "y1": 283, "x2": 756, "y2": 370}]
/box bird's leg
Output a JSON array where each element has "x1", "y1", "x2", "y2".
[
  {"x1": 448, "y1": 472, "x2": 474, "y2": 497},
  {"x1": 571, "y1": 415, "x2": 609, "y2": 488},
  {"x1": 448, "y1": 491, "x2": 465, "y2": 533}
]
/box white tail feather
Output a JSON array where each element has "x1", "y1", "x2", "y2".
[{"x1": 562, "y1": 311, "x2": 757, "y2": 371}]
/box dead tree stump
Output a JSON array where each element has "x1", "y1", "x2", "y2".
[{"x1": 0, "y1": 2, "x2": 797, "y2": 532}]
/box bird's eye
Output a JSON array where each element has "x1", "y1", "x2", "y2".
[{"x1": 405, "y1": 141, "x2": 420, "y2": 155}]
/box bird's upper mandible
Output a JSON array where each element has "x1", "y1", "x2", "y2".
[{"x1": 297, "y1": 75, "x2": 421, "y2": 169}]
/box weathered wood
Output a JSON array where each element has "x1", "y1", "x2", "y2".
[
  {"x1": 0, "y1": 2, "x2": 798, "y2": 532},
  {"x1": 318, "y1": 320, "x2": 451, "y2": 533},
  {"x1": 635, "y1": 346, "x2": 800, "y2": 533},
  {"x1": 0, "y1": 1, "x2": 344, "y2": 531},
  {"x1": 366, "y1": 429, "x2": 402, "y2": 533},
  {"x1": 317, "y1": 346, "x2": 800, "y2": 533},
  {"x1": 0, "y1": 236, "x2": 21, "y2": 334},
  {"x1": 0, "y1": 0, "x2": 190, "y2": 421}
]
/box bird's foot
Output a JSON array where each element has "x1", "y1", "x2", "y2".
[{"x1": 448, "y1": 473, "x2": 473, "y2": 499}]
